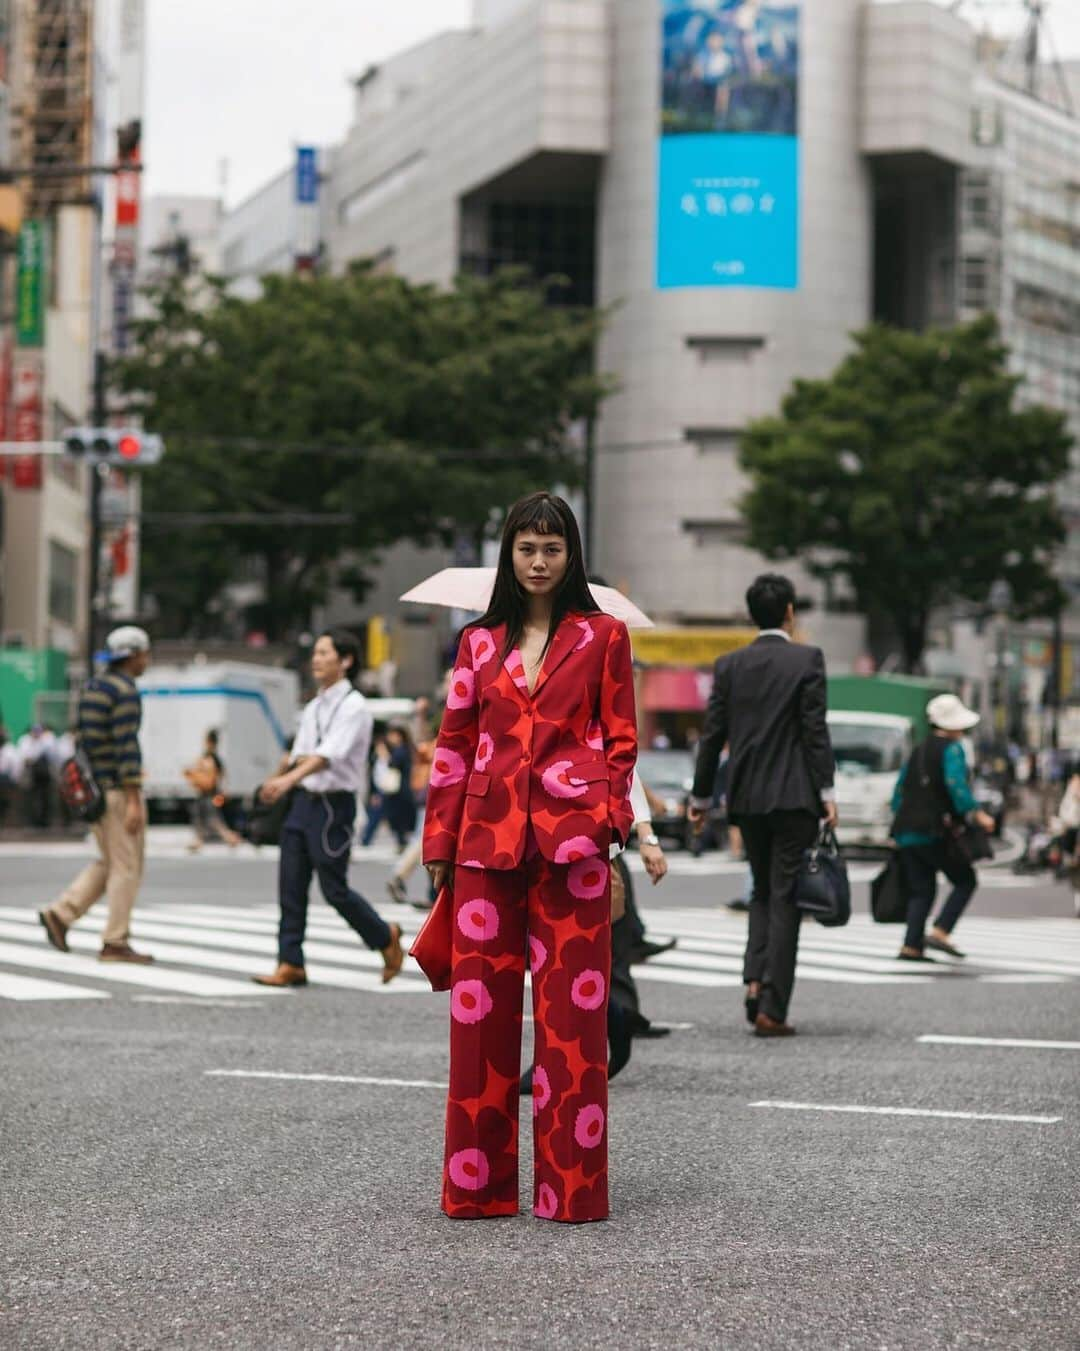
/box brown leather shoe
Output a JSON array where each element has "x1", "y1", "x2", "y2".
[
  {"x1": 39, "y1": 909, "x2": 69, "y2": 953},
  {"x1": 754, "y1": 1012, "x2": 796, "y2": 1038},
  {"x1": 381, "y1": 923, "x2": 404, "y2": 985},
  {"x1": 99, "y1": 943, "x2": 154, "y2": 964},
  {"x1": 252, "y1": 962, "x2": 307, "y2": 987}
]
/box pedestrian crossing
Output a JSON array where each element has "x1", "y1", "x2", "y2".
[{"x1": 0, "y1": 901, "x2": 1077, "y2": 1003}]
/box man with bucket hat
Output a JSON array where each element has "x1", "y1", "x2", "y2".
[
  {"x1": 890, "y1": 693, "x2": 996, "y2": 961},
  {"x1": 39, "y1": 626, "x2": 154, "y2": 963}
]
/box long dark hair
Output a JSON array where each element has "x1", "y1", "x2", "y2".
[{"x1": 471, "y1": 492, "x2": 600, "y2": 656}]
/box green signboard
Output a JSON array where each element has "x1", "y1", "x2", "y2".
[{"x1": 15, "y1": 220, "x2": 46, "y2": 347}]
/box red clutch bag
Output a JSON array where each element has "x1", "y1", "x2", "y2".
[{"x1": 409, "y1": 884, "x2": 453, "y2": 991}]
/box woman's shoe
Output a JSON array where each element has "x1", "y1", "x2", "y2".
[
  {"x1": 897, "y1": 946, "x2": 934, "y2": 962},
  {"x1": 380, "y1": 923, "x2": 404, "y2": 983},
  {"x1": 386, "y1": 876, "x2": 408, "y2": 905},
  {"x1": 926, "y1": 930, "x2": 965, "y2": 958}
]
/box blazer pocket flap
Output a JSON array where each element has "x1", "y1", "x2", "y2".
[
  {"x1": 567, "y1": 761, "x2": 609, "y2": 785},
  {"x1": 466, "y1": 772, "x2": 491, "y2": 797}
]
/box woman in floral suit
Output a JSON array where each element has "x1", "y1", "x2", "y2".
[{"x1": 425, "y1": 492, "x2": 638, "y2": 1223}]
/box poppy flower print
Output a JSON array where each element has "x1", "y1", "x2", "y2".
[
  {"x1": 430, "y1": 747, "x2": 466, "y2": 789},
  {"x1": 574, "y1": 1104, "x2": 605, "y2": 1150},
  {"x1": 571, "y1": 968, "x2": 606, "y2": 1012},
  {"x1": 442, "y1": 856, "x2": 612, "y2": 1224},
  {"x1": 474, "y1": 732, "x2": 494, "y2": 772},
  {"x1": 469, "y1": 628, "x2": 497, "y2": 669},
  {"x1": 567, "y1": 856, "x2": 608, "y2": 901},
  {"x1": 554, "y1": 835, "x2": 599, "y2": 865},
  {"x1": 451, "y1": 978, "x2": 494, "y2": 1025},
  {"x1": 447, "y1": 1147, "x2": 490, "y2": 1191},
  {"x1": 446, "y1": 666, "x2": 476, "y2": 710},
  {"x1": 541, "y1": 760, "x2": 590, "y2": 800},
  {"x1": 528, "y1": 933, "x2": 548, "y2": 973},
  {"x1": 535, "y1": 1181, "x2": 560, "y2": 1220},
  {"x1": 422, "y1": 613, "x2": 636, "y2": 871},
  {"x1": 457, "y1": 896, "x2": 500, "y2": 944}
]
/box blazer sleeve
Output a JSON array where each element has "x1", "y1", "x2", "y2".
[
  {"x1": 798, "y1": 646, "x2": 834, "y2": 795},
  {"x1": 422, "y1": 632, "x2": 481, "y2": 864},
  {"x1": 598, "y1": 620, "x2": 638, "y2": 847},
  {"x1": 691, "y1": 656, "x2": 730, "y2": 803}
]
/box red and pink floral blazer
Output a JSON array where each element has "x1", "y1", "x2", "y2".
[{"x1": 422, "y1": 610, "x2": 638, "y2": 870}]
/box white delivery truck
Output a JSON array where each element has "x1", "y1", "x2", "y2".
[
  {"x1": 138, "y1": 662, "x2": 300, "y2": 817},
  {"x1": 827, "y1": 710, "x2": 914, "y2": 851}
]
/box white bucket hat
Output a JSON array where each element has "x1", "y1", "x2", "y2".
[
  {"x1": 926, "y1": 693, "x2": 980, "y2": 732},
  {"x1": 104, "y1": 625, "x2": 151, "y2": 659}
]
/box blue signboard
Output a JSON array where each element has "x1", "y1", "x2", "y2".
[
  {"x1": 657, "y1": 2, "x2": 800, "y2": 290},
  {"x1": 296, "y1": 146, "x2": 318, "y2": 204}
]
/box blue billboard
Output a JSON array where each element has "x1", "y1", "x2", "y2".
[
  {"x1": 658, "y1": 2, "x2": 800, "y2": 290},
  {"x1": 296, "y1": 146, "x2": 318, "y2": 204}
]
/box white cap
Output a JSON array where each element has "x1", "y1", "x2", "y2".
[
  {"x1": 104, "y1": 625, "x2": 151, "y2": 659},
  {"x1": 926, "y1": 693, "x2": 980, "y2": 732}
]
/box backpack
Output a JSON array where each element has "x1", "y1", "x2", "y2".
[{"x1": 58, "y1": 744, "x2": 106, "y2": 823}]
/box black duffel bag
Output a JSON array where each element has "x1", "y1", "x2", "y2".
[
  {"x1": 794, "y1": 826, "x2": 851, "y2": 928},
  {"x1": 871, "y1": 852, "x2": 908, "y2": 923}
]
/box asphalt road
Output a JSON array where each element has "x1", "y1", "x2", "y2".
[{"x1": 3, "y1": 840, "x2": 1079, "y2": 1350}]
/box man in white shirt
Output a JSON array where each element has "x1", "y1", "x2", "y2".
[{"x1": 253, "y1": 629, "x2": 404, "y2": 987}]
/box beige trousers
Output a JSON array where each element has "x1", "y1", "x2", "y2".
[{"x1": 52, "y1": 789, "x2": 146, "y2": 945}]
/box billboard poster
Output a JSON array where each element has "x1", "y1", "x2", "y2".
[
  {"x1": 11, "y1": 350, "x2": 44, "y2": 490},
  {"x1": 657, "y1": 1, "x2": 800, "y2": 290},
  {"x1": 15, "y1": 220, "x2": 46, "y2": 346}
]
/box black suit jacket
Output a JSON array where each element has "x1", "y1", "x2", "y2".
[{"x1": 691, "y1": 635, "x2": 834, "y2": 820}]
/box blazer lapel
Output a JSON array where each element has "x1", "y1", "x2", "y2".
[
  {"x1": 532, "y1": 612, "x2": 592, "y2": 698},
  {"x1": 491, "y1": 625, "x2": 530, "y2": 705}
]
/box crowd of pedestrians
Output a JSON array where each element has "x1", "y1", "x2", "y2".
[
  {"x1": 24, "y1": 489, "x2": 1073, "y2": 1228},
  {"x1": 0, "y1": 722, "x2": 76, "y2": 829}
]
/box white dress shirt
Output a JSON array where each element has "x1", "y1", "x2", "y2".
[{"x1": 292, "y1": 679, "x2": 372, "y2": 795}]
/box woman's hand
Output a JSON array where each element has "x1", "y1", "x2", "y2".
[
  {"x1": 426, "y1": 861, "x2": 453, "y2": 893},
  {"x1": 639, "y1": 841, "x2": 668, "y2": 884}
]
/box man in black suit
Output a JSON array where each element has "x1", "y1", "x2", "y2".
[{"x1": 688, "y1": 574, "x2": 836, "y2": 1037}]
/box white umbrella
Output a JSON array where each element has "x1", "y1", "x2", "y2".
[{"x1": 400, "y1": 567, "x2": 654, "y2": 629}]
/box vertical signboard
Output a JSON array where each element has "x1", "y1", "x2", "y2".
[
  {"x1": 295, "y1": 146, "x2": 319, "y2": 273},
  {"x1": 658, "y1": 1, "x2": 801, "y2": 289},
  {"x1": 15, "y1": 221, "x2": 46, "y2": 345}
]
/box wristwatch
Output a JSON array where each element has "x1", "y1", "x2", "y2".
[{"x1": 640, "y1": 833, "x2": 660, "y2": 848}]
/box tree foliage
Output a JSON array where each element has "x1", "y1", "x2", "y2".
[
  {"x1": 115, "y1": 266, "x2": 612, "y2": 639},
  {"x1": 738, "y1": 316, "x2": 1073, "y2": 669}
]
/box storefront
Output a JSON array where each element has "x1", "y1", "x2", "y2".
[{"x1": 632, "y1": 629, "x2": 756, "y2": 748}]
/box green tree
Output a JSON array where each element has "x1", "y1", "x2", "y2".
[
  {"x1": 739, "y1": 316, "x2": 1073, "y2": 670},
  {"x1": 115, "y1": 266, "x2": 612, "y2": 640}
]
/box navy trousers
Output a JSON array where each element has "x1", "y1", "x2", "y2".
[{"x1": 278, "y1": 790, "x2": 391, "y2": 967}]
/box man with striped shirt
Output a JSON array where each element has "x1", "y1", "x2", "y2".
[{"x1": 39, "y1": 626, "x2": 154, "y2": 963}]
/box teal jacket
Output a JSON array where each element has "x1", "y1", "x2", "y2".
[{"x1": 891, "y1": 739, "x2": 977, "y2": 848}]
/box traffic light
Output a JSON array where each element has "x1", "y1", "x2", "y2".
[{"x1": 62, "y1": 427, "x2": 164, "y2": 467}]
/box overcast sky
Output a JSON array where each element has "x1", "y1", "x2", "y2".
[{"x1": 142, "y1": 0, "x2": 1080, "y2": 208}]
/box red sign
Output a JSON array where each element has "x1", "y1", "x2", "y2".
[
  {"x1": 0, "y1": 334, "x2": 9, "y2": 480},
  {"x1": 11, "y1": 349, "x2": 43, "y2": 489},
  {"x1": 115, "y1": 168, "x2": 140, "y2": 228}
]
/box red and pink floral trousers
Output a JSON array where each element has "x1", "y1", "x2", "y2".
[{"x1": 442, "y1": 850, "x2": 611, "y2": 1223}]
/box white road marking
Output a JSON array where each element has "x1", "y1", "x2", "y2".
[
  {"x1": 0, "y1": 971, "x2": 109, "y2": 1001},
  {"x1": 919, "y1": 1034, "x2": 1080, "y2": 1051},
  {"x1": 0, "y1": 931, "x2": 273, "y2": 998},
  {"x1": 132, "y1": 996, "x2": 259, "y2": 1007},
  {"x1": 749, "y1": 1100, "x2": 1061, "y2": 1125},
  {"x1": 205, "y1": 1069, "x2": 447, "y2": 1089}
]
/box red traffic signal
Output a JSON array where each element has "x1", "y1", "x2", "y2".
[
  {"x1": 117, "y1": 434, "x2": 141, "y2": 460},
  {"x1": 61, "y1": 427, "x2": 165, "y2": 466}
]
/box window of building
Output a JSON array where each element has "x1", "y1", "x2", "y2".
[{"x1": 48, "y1": 540, "x2": 78, "y2": 625}]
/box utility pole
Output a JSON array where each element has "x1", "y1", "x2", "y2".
[{"x1": 86, "y1": 351, "x2": 106, "y2": 673}]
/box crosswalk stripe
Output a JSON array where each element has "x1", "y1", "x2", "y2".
[
  {"x1": 1, "y1": 899, "x2": 1076, "y2": 1001},
  {"x1": 0, "y1": 932, "x2": 274, "y2": 998},
  {"x1": 0, "y1": 970, "x2": 110, "y2": 1001},
  {"x1": 0, "y1": 914, "x2": 428, "y2": 996}
]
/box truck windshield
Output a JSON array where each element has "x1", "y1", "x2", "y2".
[{"x1": 829, "y1": 723, "x2": 907, "y2": 775}]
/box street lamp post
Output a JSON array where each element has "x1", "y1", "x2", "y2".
[{"x1": 988, "y1": 578, "x2": 1014, "y2": 746}]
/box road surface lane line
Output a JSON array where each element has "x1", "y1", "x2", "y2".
[
  {"x1": 749, "y1": 1100, "x2": 1061, "y2": 1124},
  {"x1": 919, "y1": 1034, "x2": 1080, "y2": 1050},
  {"x1": 0, "y1": 971, "x2": 110, "y2": 1001},
  {"x1": 0, "y1": 932, "x2": 276, "y2": 997},
  {"x1": 206, "y1": 1070, "x2": 447, "y2": 1089}
]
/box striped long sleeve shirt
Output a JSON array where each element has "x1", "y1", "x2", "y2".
[{"x1": 77, "y1": 670, "x2": 143, "y2": 789}]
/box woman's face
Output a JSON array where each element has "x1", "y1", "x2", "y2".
[{"x1": 512, "y1": 529, "x2": 569, "y2": 599}]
